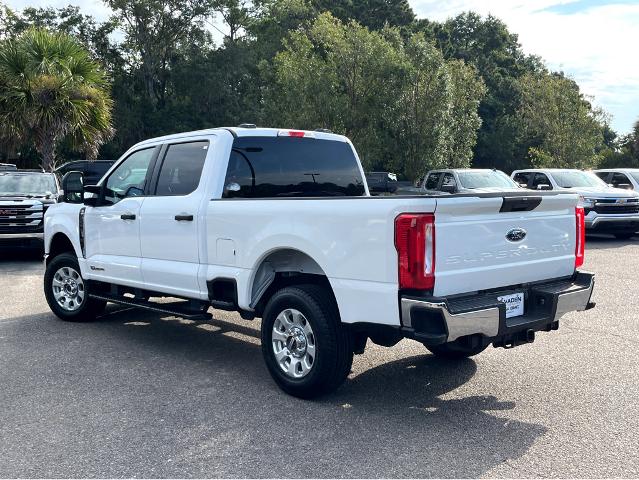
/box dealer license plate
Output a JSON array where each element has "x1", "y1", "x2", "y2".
[{"x1": 497, "y1": 292, "x2": 525, "y2": 318}]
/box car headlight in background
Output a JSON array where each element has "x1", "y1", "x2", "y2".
[{"x1": 578, "y1": 196, "x2": 595, "y2": 209}]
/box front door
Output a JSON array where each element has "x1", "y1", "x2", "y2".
[
  {"x1": 84, "y1": 147, "x2": 158, "y2": 286},
  {"x1": 139, "y1": 140, "x2": 209, "y2": 298}
]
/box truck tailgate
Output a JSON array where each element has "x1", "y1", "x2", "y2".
[{"x1": 433, "y1": 194, "x2": 578, "y2": 297}]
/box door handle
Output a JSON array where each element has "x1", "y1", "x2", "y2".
[
  {"x1": 120, "y1": 213, "x2": 136, "y2": 220},
  {"x1": 174, "y1": 214, "x2": 194, "y2": 222}
]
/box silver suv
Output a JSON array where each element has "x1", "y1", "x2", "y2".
[{"x1": 512, "y1": 168, "x2": 639, "y2": 239}]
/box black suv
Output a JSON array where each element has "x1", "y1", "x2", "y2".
[{"x1": 55, "y1": 160, "x2": 115, "y2": 186}]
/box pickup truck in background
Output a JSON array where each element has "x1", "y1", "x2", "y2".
[
  {"x1": 0, "y1": 170, "x2": 60, "y2": 248},
  {"x1": 513, "y1": 168, "x2": 639, "y2": 239},
  {"x1": 397, "y1": 168, "x2": 523, "y2": 195},
  {"x1": 594, "y1": 169, "x2": 639, "y2": 191},
  {"x1": 44, "y1": 127, "x2": 595, "y2": 398}
]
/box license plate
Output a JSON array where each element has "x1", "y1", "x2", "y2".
[{"x1": 498, "y1": 292, "x2": 525, "y2": 318}]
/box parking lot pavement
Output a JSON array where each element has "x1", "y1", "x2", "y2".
[{"x1": 0, "y1": 238, "x2": 638, "y2": 478}]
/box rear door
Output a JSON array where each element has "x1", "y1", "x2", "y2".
[
  {"x1": 433, "y1": 194, "x2": 578, "y2": 297},
  {"x1": 138, "y1": 140, "x2": 209, "y2": 298}
]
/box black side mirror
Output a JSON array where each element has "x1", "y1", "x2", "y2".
[
  {"x1": 61, "y1": 171, "x2": 84, "y2": 203},
  {"x1": 83, "y1": 184, "x2": 102, "y2": 207},
  {"x1": 440, "y1": 183, "x2": 456, "y2": 193}
]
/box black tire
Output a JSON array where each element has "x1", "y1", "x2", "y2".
[
  {"x1": 44, "y1": 253, "x2": 106, "y2": 322},
  {"x1": 261, "y1": 284, "x2": 353, "y2": 399},
  {"x1": 425, "y1": 341, "x2": 488, "y2": 359},
  {"x1": 614, "y1": 232, "x2": 634, "y2": 240}
]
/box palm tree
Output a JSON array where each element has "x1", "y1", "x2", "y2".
[{"x1": 0, "y1": 28, "x2": 114, "y2": 171}]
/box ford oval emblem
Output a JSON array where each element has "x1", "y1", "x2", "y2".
[{"x1": 506, "y1": 228, "x2": 527, "y2": 242}]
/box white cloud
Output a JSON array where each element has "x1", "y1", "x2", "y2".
[{"x1": 411, "y1": 0, "x2": 639, "y2": 134}]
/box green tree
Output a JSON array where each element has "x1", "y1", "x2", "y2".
[
  {"x1": 107, "y1": 0, "x2": 215, "y2": 109},
  {"x1": 514, "y1": 73, "x2": 605, "y2": 169},
  {"x1": 415, "y1": 13, "x2": 545, "y2": 171},
  {"x1": 267, "y1": 14, "x2": 485, "y2": 180},
  {"x1": 0, "y1": 28, "x2": 114, "y2": 171},
  {"x1": 312, "y1": 0, "x2": 415, "y2": 30},
  {"x1": 266, "y1": 13, "x2": 406, "y2": 170}
]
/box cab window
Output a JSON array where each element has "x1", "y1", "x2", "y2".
[
  {"x1": 441, "y1": 173, "x2": 457, "y2": 191},
  {"x1": 104, "y1": 148, "x2": 155, "y2": 205},
  {"x1": 425, "y1": 173, "x2": 442, "y2": 190},
  {"x1": 513, "y1": 172, "x2": 532, "y2": 187},
  {"x1": 155, "y1": 141, "x2": 209, "y2": 196},
  {"x1": 610, "y1": 172, "x2": 632, "y2": 189},
  {"x1": 532, "y1": 173, "x2": 552, "y2": 190}
]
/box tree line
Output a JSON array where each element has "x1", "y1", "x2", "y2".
[{"x1": 0, "y1": 0, "x2": 637, "y2": 179}]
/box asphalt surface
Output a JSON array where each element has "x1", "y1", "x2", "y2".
[{"x1": 0, "y1": 237, "x2": 638, "y2": 478}]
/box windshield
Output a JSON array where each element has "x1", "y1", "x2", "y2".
[
  {"x1": 552, "y1": 171, "x2": 607, "y2": 188},
  {"x1": 628, "y1": 172, "x2": 639, "y2": 184},
  {"x1": 0, "y1": 173, "x2": 57, "y2": 196},
  {"x1": 457, "y1": 170, "x2": 518, "y2": 189}
]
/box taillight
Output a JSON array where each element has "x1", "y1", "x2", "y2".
[
  {"x1": 575, "y1": 206, "x2": 585, "y2": 268},
  {"x1": 395, "y1": 213, "x2": 435, "y2": 290}
]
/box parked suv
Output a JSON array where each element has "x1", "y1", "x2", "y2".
[
  {"x1": 398, "y1": 169, "x2": 523, "y2": 195},
  {"x1": 0, "y1": 170, "x2": 59, "y2": 247},
  {"x1": 512, "y1": 168, "x2": 639, "y2": 239},
  {"x1": 55, "y1": 160, "x2": 115, "y2": 186}
]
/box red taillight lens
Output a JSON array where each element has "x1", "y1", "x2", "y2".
[
  {"x1": 395, "y1": 213, "x2": 435, "y2": 290},
  {"x1": 575, "y1": 206, "x2": 585, "y2": 268}
]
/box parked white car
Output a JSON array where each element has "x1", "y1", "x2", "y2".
[
  {"x1": 512, "y1": 168, "x2": 639, "y2": 239},
  {"x1": 44, "y1": 127, "x2": 595, "y2": 398},
  {"x1": 398, "y1": 168, "x2": 524, "y2": 195},
  {"x1": 593, "y1": 169, "x2": 639, "y2": 191}
]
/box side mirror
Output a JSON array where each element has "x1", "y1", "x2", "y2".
[
  {"x1": 440, "y1": 183, "x2": 456, "y2": 193},
  {"x1": 61, "y1": 171, "x2": 84, "y2": 203},
  {"x1": 537, "y1": 184, "x2": 552, "y2": 191},
  {"x1": 83, "y1": 184, "x2": 102, "y2": 207},
  {"x1": 617, "y1": 183, "x2": 633, "y2": 190}
]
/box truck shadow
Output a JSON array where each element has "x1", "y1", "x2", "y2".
[
  {"x1": 59, "y1": 310, "x2": 544, "y2": 477},
  {"x1": 586, "y1": 233, "x2": 637, "y2": 250}
]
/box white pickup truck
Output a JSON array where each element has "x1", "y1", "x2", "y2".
[{"x1": 44, "y1": 127, "x2": 595, "y2": 398}]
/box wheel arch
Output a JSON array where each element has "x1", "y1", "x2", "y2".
[
  {"x1": 249, "y1": 247, "x2": 337, "y2": 317},
  {"x1": 47, "y1": 232, "x2": 78, "y2": 265}
]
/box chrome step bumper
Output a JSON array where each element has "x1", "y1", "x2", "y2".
[{"x1": 400, "y1": 271, "x2": 595, "y2": 346}]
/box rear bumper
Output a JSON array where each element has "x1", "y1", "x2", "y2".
[{"x1": 400, "y1": 271, "x2": 595, "y2": 348}]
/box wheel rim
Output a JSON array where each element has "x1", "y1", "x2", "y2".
[
  {"x1": 52, "y1": 266, "x2": 85, "y2": 312},
  {"x1": 272, "y1": 308, "x2": 316, "y2": 379}
]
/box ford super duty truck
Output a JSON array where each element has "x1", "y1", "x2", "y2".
[{"x1": 44, "y1": 127, "x2": 595, "y2": 398}]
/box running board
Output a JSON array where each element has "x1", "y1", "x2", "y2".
[{"x1": 88, "y1": 293, "x2": 212, "y2": 321}]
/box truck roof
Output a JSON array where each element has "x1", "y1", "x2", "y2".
[
  {"x1": 513, "y1": 168, "x2": 585, "y2": 173},
  {"x1": 134, "y1": 127, "x2": 349, "y2": 148}
]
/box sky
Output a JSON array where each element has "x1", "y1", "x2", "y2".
[
  {"x1": 411, "y1": 0, "x2": 639, "y2": 134},
  {"x1": 4, "y1": 0, "x2": 639, "y2": 134}
]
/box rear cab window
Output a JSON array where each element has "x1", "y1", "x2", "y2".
[
  {"x1": 155, "y1": 141, "x2": 209, "y2": 196},
  {"x1": 223, "y1": 136, "x2": 365, "y2": 198},
  {"x1": 532, "y1": 173, "x2": 552, "y2": 189}
]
